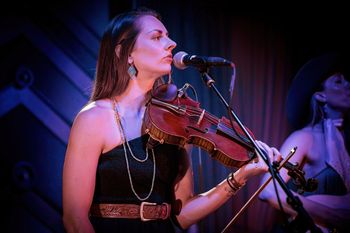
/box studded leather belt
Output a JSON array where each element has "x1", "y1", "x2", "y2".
[{"x1": 90, "y1": 202, "x2": 171, "y2": 221}]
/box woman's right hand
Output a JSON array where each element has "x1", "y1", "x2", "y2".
[{"x1": 236, "y1": 140, "x2": 281, "y2": 182}]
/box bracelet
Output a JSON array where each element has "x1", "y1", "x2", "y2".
[
  {"x1": 231, "y1": 172, "x2": 246, "y2": 188},
  {"x1": 226, "y1": 172, "x2": 245, "y2": 193},
  {"x1": 226, "y1": 175, "x2": 238, "y2": 192}
]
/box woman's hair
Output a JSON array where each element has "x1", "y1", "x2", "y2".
[{"x1": 90, "y1": 8, "x2": 161, "y2": 101}]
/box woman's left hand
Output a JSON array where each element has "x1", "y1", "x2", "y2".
[{"x1": 239, "y1": 140, "x2": 282, "y2": 179}]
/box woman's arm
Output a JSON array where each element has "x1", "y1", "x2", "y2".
[
  {"x1": 301, "y1": 193, "x2": 350, "y2": 229},
  {"x1": 175, "y1": 141, "x2": 279, "y2": 229}
]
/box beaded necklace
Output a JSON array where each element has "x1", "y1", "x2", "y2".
[{"x1": 113, "y1": 100, "x2": 156, "y2": 201}]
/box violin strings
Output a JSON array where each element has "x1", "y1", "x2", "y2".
[
  {"x1": 185, "y1": 104, "x2": 251, "y2": 146},
  {"x1": 186, "y1": 107, "x2": 218, "y2": 124},
  {"x1": 186, "y1": 106, "x2": 217, "y2": 121}
]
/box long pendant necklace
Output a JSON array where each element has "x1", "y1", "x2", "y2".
[{"x1": 113, "y1": 100, "x2": 156, "y2": 201}]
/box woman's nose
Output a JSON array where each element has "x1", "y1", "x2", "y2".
[{"x1": 165, "y1": 38, "x2": 176, "y2": 50}]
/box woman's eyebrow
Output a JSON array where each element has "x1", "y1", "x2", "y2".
[{"x1": 146, "y1": 29, "x2": 169, "y2": 36}]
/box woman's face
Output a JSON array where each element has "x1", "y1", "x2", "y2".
[
  {"x1": 323, "y1": 73, "x2": 350, "y2": 111},
  {"x1": 130, "y1": 15, "x2": 176, "y2": 79}
]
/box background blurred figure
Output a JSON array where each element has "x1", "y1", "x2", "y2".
[{"x1": 260, "y1": 52, "x2": 350, "y2": 233}]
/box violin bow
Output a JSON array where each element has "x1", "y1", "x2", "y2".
[{"x1": 221, "y1": 147, "x2": 298, "y2": 233}]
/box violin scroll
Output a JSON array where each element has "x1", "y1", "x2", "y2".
[{"x1": 273, "y1": 158, "x2": 318, "y2": 194}]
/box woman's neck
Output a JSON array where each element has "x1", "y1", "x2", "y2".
[
  {"x1": 114, "y1": 78, "x2": 153, "y2": 117},
  {"x1": 324, "y1": 104, "x2": 344, "y2": 120}
]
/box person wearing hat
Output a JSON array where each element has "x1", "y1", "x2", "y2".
[{"x1": 259, "y1": 52, "x2": 350, "y2": 233}]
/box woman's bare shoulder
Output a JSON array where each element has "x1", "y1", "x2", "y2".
[
  {"x1": 76, "y1": 99, "x2": 113, "y2": 121},
  {"x1": 280, "y1": 127, "x2": 314, "y2": 155},
  {"x1": 288, "y1": 126, "x2": 314, "y2": 140},
  {"x1": 71, "y1": 99, "x2": 115, "y2": 133}
]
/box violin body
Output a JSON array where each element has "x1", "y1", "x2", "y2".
[{"x1": 144, "y1": 83, "x2": 256, "y2": 168}]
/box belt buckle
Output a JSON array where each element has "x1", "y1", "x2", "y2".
[{"x1": 140, "y1": 201, "x2": 157, "y2": 221}]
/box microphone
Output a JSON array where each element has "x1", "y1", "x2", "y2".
[{"x1": 173, "y1": 51, "x2": 233, "y2": 70}]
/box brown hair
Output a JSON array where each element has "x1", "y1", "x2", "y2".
[{"x1": 90, "y1": 8, "x2": 161, "y2": 101}]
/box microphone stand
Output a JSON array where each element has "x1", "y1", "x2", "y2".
[{"x1": 197, "y1": 67, "x2": 322, "y2": 233}]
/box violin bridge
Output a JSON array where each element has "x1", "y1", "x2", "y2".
[{"x1": 197, "y1": 109, "x2": 205, "y2": 125}]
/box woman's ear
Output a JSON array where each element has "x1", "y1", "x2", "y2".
[
  {"x1": 314, "y1": 92, "x2": 327, "y2": 103},
  {"x1": 128, "y1": 55, "x2": 134, "y2": 65}
]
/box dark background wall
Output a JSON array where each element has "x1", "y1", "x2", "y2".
[{"x1": 0, "y1": 1, "x2": 348, "y2": 233}]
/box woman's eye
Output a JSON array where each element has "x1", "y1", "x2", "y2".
[{"x1": 153, "y1": 35, "x2": 162, "y2": 40}]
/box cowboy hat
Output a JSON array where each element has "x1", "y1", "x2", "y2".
[{"x1": 286, "y1": 52, "x2": 348, "y2": 130}]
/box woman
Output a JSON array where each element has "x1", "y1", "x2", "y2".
[
  {"x1": 260, "y1": 53, "x2": 350, "y2": 232},
  {"x1": 62, "y1": 8, "x2": 279, "y2": 233}
]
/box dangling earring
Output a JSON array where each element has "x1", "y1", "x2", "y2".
[
  {"x1": 128, "y1": 63, "x2": 137, "y2": 79},
  {"x1": 167, "y1": 71, "x2": 172, "y2": 84}
]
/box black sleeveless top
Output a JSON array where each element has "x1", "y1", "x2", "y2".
[{"x1": 90, "y1": 134, "x2": 184, "y2": 233}]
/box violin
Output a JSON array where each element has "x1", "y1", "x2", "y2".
[
  {"x1": 144, "y1": 82, "x2": 256, "y2": 167},
  {"x1": 144, "y1": 83, "x2": 315, "y2": 192}
]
